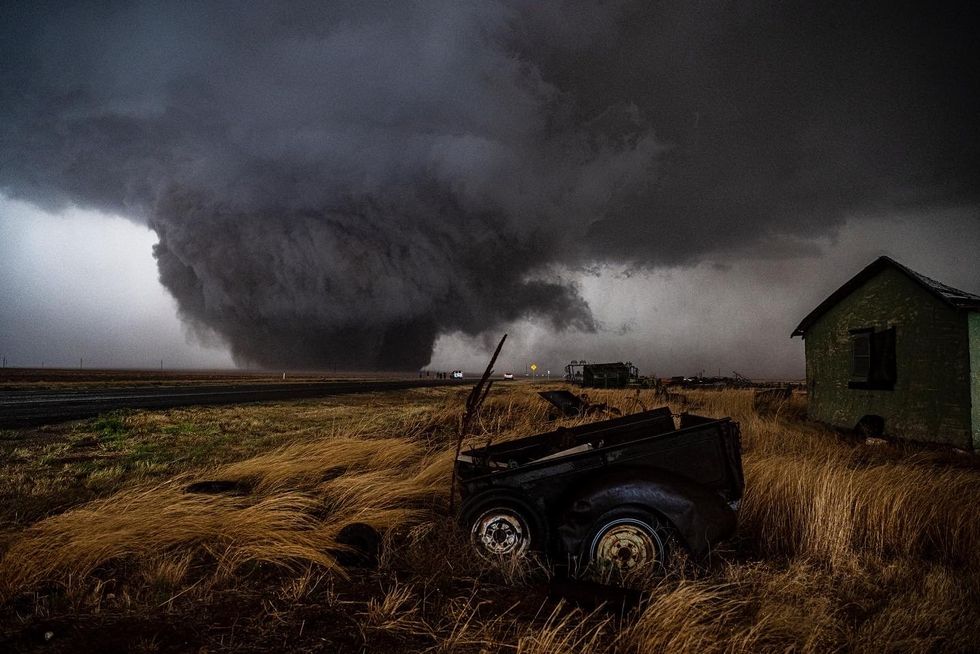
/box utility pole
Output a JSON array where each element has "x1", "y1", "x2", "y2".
[{"x1": 80, "y1": 357, "x2": 83, "y2": 370}]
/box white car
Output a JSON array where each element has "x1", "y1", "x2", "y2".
[
  {"x1": 503, "y1": 372, "x2": 514, "y2": 380},
  {"x1": 451, "y1": 370, "x2": 464, "y2": 379}
]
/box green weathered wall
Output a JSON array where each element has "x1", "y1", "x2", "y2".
[
  {"x1": 804, "y1": 266, "x2": 973, "y2": 450},
  {"x1": 970, "y1": 312, "x2": 980, "y2": 451}
]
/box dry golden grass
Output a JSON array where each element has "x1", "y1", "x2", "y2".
[
  {"x1": 515, "y1": 602, "x2": 614, "y2": 654},
  {"x1": 0, "y1": 436, "x2": 441, "y2": 600},
  {"x1": 1, "y1": 383, "x2": 979, "y2": 652},
  {"x1": 743, "y1": 453, "x2": 980, "y2": 568}
]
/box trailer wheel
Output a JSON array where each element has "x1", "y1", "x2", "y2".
[
  {"x1": 584, "y1": 508, "x2": 671, "y2": 576},
  {"x1": 463, "y1": 499, "x2": 541, "y2": 559}
]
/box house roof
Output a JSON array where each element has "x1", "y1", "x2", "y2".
[{"x1": 791, "y1": 256, "x2": 980, "y2": 337}]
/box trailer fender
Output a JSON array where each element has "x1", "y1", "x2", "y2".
[{"x1": 554, "y1": 469, "x2": 736, "y2": 559}]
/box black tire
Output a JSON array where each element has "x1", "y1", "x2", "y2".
[
  {"x1": 581, "y1": 507, "x2": 673, "y2": 578},
  {"x1": 462, "y1": 496, "x2": 544, "y2": 560}
]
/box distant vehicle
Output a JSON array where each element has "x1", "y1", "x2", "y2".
[
  {"x1": 451, "y1": 370, "x2": 464, "y2": 379},
  {"x1": 503, "y1": 372, "x2": 514, "y2": 380}
]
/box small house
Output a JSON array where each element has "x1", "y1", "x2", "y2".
[{"x1": 792, "y1": 256, "x2": 980, "y2": 451}]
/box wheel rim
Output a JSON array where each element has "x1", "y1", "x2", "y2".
[
  {"x1": 591, "y1": 518, "x2": 661, "y2": 571},
  {"x1": 471, "y1": 508, "x2": 530, "y2": 557}
]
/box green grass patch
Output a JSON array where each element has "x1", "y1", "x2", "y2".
[
  {"x1": 93, "y1": 412, "x2": 131, "y2": 445},
  {"x1": 130, "y1": 442, "x2": 170, "y2": 464},
  {"x1": 162, "y1": 422, "x2": 200, "y2": 436}
]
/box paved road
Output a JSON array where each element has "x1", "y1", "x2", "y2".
[{"x1": 0, "y1": 379, "x2": 468, "y2": 428}]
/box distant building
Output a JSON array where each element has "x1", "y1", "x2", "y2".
[
  {"x1": 792, "y1": 256, "x2": 980, "y2": 451},
  {"x1": 580, "y1": 362, "x2": 638, "y2": 388}
]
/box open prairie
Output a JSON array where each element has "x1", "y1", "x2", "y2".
[
  {"x1": 0, "y1": 369, "x2": 467, "y2": 429},
  {"x1": 0, "y1": 368, "x2": 422, "y2": 391},
  {"x1": 2, "y1": 384, "x2": 979, "y2": 653}
]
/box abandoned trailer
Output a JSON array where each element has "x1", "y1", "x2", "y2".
[
  {"x1": 457, "y1": 407, "x2": 743, "y2": 571},
  {"x1": 792, "y1": 256, "x2": 980, "y2": 452}
]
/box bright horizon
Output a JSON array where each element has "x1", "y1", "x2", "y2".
[{"x1": 3, "y1": 194, "x2": 978, "y2": 379}]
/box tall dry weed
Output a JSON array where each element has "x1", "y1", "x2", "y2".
[
  {"x1": 616, "y1": 580, "x2": 767, "y2": 653},
  {"x1": 741, "y1": 453, "x2": 980, "y2": 569},
  {"x1": 514, "y1": 602, "x2": 613, "y2": 654}
]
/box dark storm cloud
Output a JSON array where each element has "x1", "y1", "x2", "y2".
[
  {"x1": 536, "y1": 1, "x2": 980, "y2": 262},
  {"x1": 1, "y1": 1, "x2": 977, "y2": 368}
]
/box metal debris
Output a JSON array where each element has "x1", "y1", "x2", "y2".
[{"x1": 537, "y1": 390, "x2": 621, "y2": 419}]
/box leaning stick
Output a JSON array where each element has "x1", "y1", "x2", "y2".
[{"x1": 449, "y1": 333, "x2": 507, "y2": 513}]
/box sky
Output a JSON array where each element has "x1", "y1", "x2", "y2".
[
  {"x1": 0, "y1": 196, "x2": 233, "y2": 369},
  {"x1": 431, "y1": 207, "x2": 980, "y2": 378},
  {"x1": 1, "y1": 1, "x2": 978, "y2": 377}
]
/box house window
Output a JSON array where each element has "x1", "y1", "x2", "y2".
[
  {"x1": 850, "y1": 330, "x2": 872, "y2": 380},
  {"x1": 848, "y1": 327, "x2": 896, "y2": 390}
]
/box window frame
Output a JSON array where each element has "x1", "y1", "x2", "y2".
[
  {"x1": 849, "y1": 328, "x2": 873, "y2": 382},
  {"x1": 847, "y1": 326, "x2": 897, "y2": 391}
]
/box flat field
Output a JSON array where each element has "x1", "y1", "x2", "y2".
[
  {"x1": 1, "y1": 383, "x2": 979, "y2": 653},
  {"x1": 0, "y1": 368, "x2": 418, "y2": 391}
]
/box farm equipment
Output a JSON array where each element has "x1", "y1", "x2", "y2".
[{"x1": 455, "y1": 407, "x2": 744, "y2": 577}]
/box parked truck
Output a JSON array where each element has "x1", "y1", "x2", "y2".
[{"x1": 455, "y1": 407, "x2": 743, "y2": 576}]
